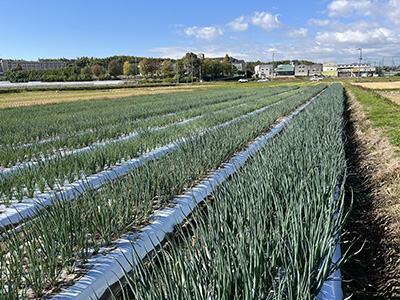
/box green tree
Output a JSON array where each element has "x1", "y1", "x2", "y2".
[
  {"x1": 201, "y1": 58, "x2": 222, "y2": 79},
  {"x1": 178, "y1": 53, "x2": 200, "y2": 82},
  {"x1": 202, "y1": 58, "x2": 214, "y2": 78},
  {"x1": 129, "y1": 63, "x2": 137, "y2": 76},
  {"x1": 221, "y1": 54, "x2": 233, "y2": 76},
  {"x1": 81, "y1": 66, "x2": 92, "y2": 76},
  {"x1": 162, "y1": 60, "x2": 173, "y2": 73},
  {"x1": 13, "y1": 63, "x2": 23, "y2": 71},
  {"x1": 74, "y1": 57, "x2": 91, "y2": 68}
]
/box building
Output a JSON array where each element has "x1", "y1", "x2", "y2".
[
  {"x1": 275, "y1": 64, "x2": 295, "y2": 77},
  {"x1": 212, "y1": 56, "x2": 246, "y2": 71},
  {"x1": 197, "y1": 53, "x2": 205, "y2": 61},
  {"x1": 254, "y1": 64, "x2": 273, "y2": 78},
  {"x1": 322, "y1": 62, "x2": 338, "y2": 77},
  {"x1": 0, "y1": 59, "x2": 67, "y2": 72},
  {"x1": 337, "y1": 63, "x2": 376, "y2": 77},
  {"x1": 295, "y1": 64, "x2": 323, "y2": 77}
]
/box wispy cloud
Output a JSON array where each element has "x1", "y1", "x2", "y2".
[
  {"x1": 227, "y1": 16, "x2": 248, "y2": 31},
  {"x1": 327, "y1": 0, "x2": 373, "y2": 18},
  {"x1": 316, "y1": 26, "x2": 398, "y2": 45},
  {"x1": 183, "y1": 26, "x2": 224, "y2": 41},
  {"x1": 307, "y1": 18, "x2": 330, "y2": 27},
  {"x1": 287, "y1": 27, "x2": 310, "y2": 39},
  {"x1": 251, "y1": 12, "x2": 282, "y2": 30},
  {"x1": 327, "y1": 0, "x2": 400, "y2": 24}
]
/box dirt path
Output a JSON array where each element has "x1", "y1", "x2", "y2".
[{"x1": 342, "y1": 87, "x2": 400, "y2": 299}]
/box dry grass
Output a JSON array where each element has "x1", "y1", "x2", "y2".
[
  {"x1": 352, "y1": 81, "x2": 400, "y2": 90},
  {"x1": 344, "y1": 87, "x2": 400, "y2": 298},
  {"x1": 376, "y1": 91, "x2": 400, "y2": 105},
  {"x1": 0, "y1": 85, "x2": 206, "y2": 109}
]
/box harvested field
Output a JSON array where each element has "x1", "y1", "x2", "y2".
[
  {"x1": 0, "y1": 85, "x2": 204, "y2": 109},
  {"x1": 352, "y1": 81, "x2": 400, "y2": 90}
]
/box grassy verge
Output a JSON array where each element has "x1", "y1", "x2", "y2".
[
  {"x1": 342, "y1": 86, "x2": 400, "y2": 298},
  {"x1": 346, "y1": 84, "x2": 400, "y2": 148}
]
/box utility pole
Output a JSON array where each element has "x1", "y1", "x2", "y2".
[
  {"x1": 271, "y1": 53, "x2": 275, "y2": 81},
  {"x1": 357, "y1": 48, "x2": 362, "y2": 81},
  {"x1": 191, "y1": 55, "x2": 194, "y2": 84},
  {"x1": 177, "y1": 63, "x2": 179, "y2": 84},
  {"x1": 199, "y1": 61, "x2": 202, "y2": 82}
]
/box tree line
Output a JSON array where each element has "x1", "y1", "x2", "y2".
[{"x1": 3, "y1": 54, "x2": 301, "y2": 83}]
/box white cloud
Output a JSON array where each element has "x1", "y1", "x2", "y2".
[
  {"x1": 380, "y1": 0, "x2": 400, "y2": 25},
  {"x1": 183, "y1": 26, "x2": 224, "y2": 41},
  {"x1": 287, "y1": 27, "x2": 310, "y2": 38},
  {"x1": 251, "y1": 12, "x2": 282, "y2": 30},
  {"x1": 148, "y1": 46, "x2": 197, "y2": 59},
  {"x1": 316, "y1": 26, "x2": 398, "y2": 45},
  {"x1": 328, "y1": 0, "x2": 373, "y2": 18},
  {"x1": 326, "y1": 0, "x2": 400, "y2": 23},
  {"x1": 227, "y1": 16, "x2": 248, "y2": 31},
  {"x1": 307, "y1": 18, "x2": 330, "y2": 26}
]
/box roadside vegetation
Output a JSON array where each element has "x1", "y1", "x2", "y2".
[
  {"x1": 346, "y1": 84, "x2": 400, "y2": 147},
  {"x1": 342, "y1": 82, "x2": 400, "y2": 299}
]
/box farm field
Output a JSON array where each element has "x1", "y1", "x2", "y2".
[
  {"x1": 352, "y1": 81, "x2": 400, "y2": 90},
  {"x1": 113, "y1": 83, "x2": 346, "y2": 300},
  {"x1": 0, "y1": 80, "x2": 307, "y2": 110},
  {"x1": 0, "y1": 85, "x2": 205, "y2": 109},
  {"x1": 0, "y1": 83, "x2": 348, "y2": 299}
]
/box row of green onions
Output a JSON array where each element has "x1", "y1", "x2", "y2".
[
  {"x1": 0, "y1": 84, "x2": 327, "y2": 299},
  {"x1": 111, "y1": 83, "x2": 347, "y2": 300},
  {"x1": 0, "y1": 87, "x2": 305, "y2": 206},
  {"x1": 0, "y1": 86, "x2": 298, "y2": 168}
]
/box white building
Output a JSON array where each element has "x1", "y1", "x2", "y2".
[
  {"x1": 322, "y1": 62, "x2": 338, "y2": 77},
  {"x1": 337, "y1": 63, "x2": 376, "y2": 77},
  {"x1": 212, "y1": 56, "x2": 246, "y2": 71},
  {"x1": 295, "y1": 64, "x2": 322, "y2": 77},
  {"x1": 0, "y1": 59, "x2": 67, "y2": 72},
  {"x1": 254, "y1": 65, "x2": 273, "y2": 78}
]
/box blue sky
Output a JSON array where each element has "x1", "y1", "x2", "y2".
[{"x1": 2, "y1": 0, "x2": 400, "y2": 64}]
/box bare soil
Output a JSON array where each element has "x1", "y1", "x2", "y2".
[{"x1": 342, "y1": 88, "x2": 400, "y2": 299}]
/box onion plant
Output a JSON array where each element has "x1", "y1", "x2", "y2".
[
  {"x1": 0, "y1": 86, "x2": 298, "y2": 168},
  {"x1": 0, "y1": 86, "x2": 296, "y2": 151},
  {"x1": 0, "y1": 84, "x2": 326, "y2": 298},
  {"x1": 0, "y1": 86, "x2": 310, "y2": 206},
  {"x1": 111, "y1": 83, "x2": 347, "y2": 300}
]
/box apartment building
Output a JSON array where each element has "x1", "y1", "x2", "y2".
[
  {"x1": 0, "y1": 59, "x2": 67, "y2": 72},
  {"x1": 254, "y1": 64, "x2": 273, "y2": 78}
]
